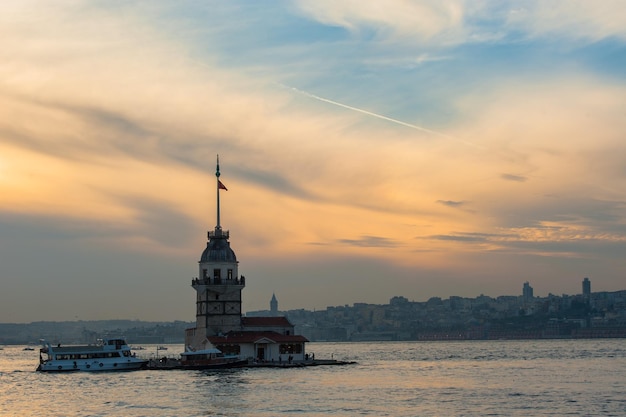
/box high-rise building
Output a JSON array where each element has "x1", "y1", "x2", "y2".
[
  {"x1": 582, "y1": 277, "x2": 591, "y2": 304},
  {"x1": 523, "y1": 281, "x2": 534, "y2": 303},
  {"x1": 521, "y1": 282, "x2": 534, "y2": 315}
]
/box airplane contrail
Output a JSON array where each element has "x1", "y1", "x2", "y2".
[{"x1": 282, "y1": 84, "x2": 484, "y2": 149}]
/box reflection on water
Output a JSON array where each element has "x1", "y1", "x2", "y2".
[{"x1": 1, "y1": 340, "x2": 625, "y2": 416}]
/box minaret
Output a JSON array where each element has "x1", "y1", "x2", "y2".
[
  {"x1": 186, "y1": 156, "x2": 245, "y2": 350},
  {"x1": 270, "y1": 293, "x2": 278, "y2": 316}
]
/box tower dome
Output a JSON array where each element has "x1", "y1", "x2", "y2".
[{"x1": 200, "y1": 229, "x2": 237, "y2": 262}]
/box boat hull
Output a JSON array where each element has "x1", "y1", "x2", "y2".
[
  {"x1": 179, "y1": 359, "x2": 248, "y2": 370},
  {"x1": 37, "y1": 359, "x2": 148, "y2": 372}
]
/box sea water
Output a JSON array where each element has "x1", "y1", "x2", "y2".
[{"x1": 1, "y1": 339, "x2": 625, "y2": 416}]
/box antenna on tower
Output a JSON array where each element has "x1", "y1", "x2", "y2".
[
  {"x1": 216, "y1": 155, "x2": 221, "y2": 230},
  {"x1": 215, "y1": 154, "x2": 228, "y2": 232}
]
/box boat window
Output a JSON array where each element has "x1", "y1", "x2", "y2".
[{"x1": 186, "y1": 354, "x2": 204, "y2": 360}]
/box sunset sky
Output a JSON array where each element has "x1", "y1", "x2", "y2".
[{"x1": 1, "y1": 1, "x2": 625, "y2": 322}]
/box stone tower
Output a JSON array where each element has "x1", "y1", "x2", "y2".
[{"x1": 186, "y1": 156, "x2": 245, "y2": 350}]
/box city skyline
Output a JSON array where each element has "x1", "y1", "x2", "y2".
[{"x1": 1, "y1": 1, "x2": 625, "y2": 322}]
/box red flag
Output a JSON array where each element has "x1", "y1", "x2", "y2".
[{"x1": 218, "y1": 180, "x2": 228, "y2": 191}]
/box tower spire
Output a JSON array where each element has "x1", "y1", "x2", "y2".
[{"x1": 216, "y1": 154, "x2": 221, "y2": 230}]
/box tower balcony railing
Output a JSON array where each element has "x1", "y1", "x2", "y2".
[
  {"x1": 192, "y1": 275, "x2": 245, "y2": 286},
  {"x1": 208, "y1": 229, "x2": 229, "y2": 239}
]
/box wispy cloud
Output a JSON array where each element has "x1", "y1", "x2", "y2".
[
  {"x1": 501, "y1": 174, "x2": 527, "y2": 182},
  {"x1": 294, "y1": 0, "x2": 465, "y2": 43},
  {"x1": 429, "y1": 233, "x2": 492, "y2": 243},
  {"x1": 437, "y1": 200, "x2": 466, "y2": 208},
  {"x1": 336, "y1": 235, "x2": 399, "y2": 248},
  {"x1": 295, "y1": 0, "x2": 626, "y2": 44},
  {"x1": 504, "y1": 1, "x2": 626, "y2": 42}
]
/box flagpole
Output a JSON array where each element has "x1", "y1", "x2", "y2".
[{"x1": 216, "y1": 154, "x2": 221, "y2": 230}]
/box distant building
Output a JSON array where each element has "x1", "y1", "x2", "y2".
[
  {"x1": 523, "y1": 282, "x2": 534, "y2": 303},
  {"x1": 184, "y1": 157, "x2": 308, "y2": 361},
  {"x1": 583, "y1": 277, "x2": 591, "y2": 305},
  {"x1": 522, "y1": 281, "x2": 534, "y2": 315}
]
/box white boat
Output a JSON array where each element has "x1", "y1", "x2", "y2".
[{"x1": 37, "y1": 338, "x2": 148, "y2": 372}]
